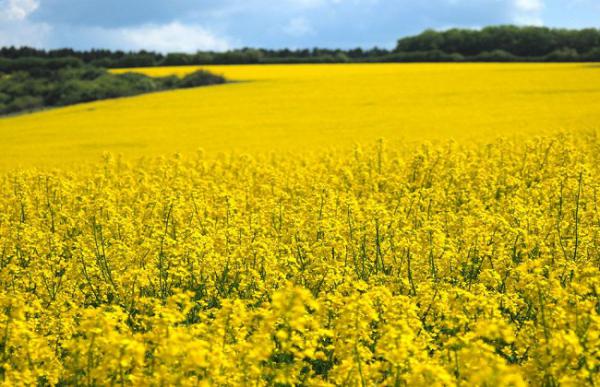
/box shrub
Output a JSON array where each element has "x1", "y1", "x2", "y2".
[
  {"x1": 0, "y1": 92, "x2": 9, "y2": 104},
  {"x1": 179, "y1": 70, "x2": 226, "y2": 88},
  {"x1": 155, "y1": 75, "x2": 181, "y2": 89},
  {"x1": 379, "y1": 50, "x2": 465, "y2": 62},
  {"x1": 582, "y1": 47, "x2": 600, "y2": 61},
  {"x1": 545, "y1": 48, "x2": 580, "y2": 62},
  {"x1": 0, "y1": 62, "x2": 227, "y2": 116},
  {"x1": 6, "y1": 95, "x2": 44, "y2": 113},
  {"x1": 473, "y1": 49, "x2": 518, "y2": 62}
]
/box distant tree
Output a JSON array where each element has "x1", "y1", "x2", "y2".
[
  {"x1": 115, "y1": 54, "x2": 157, "y2": 68},
  {"x1": 396, "y1": 26, "x2": 600, "y2": 58},
  {"x1": 191, "y1": 52, "x2": 215, "y2": 64},
  {"x1": 161, "y1": 53, "x2": 192, "y2": 66},
  {"x1": 1, "y1": 25, "x2": 598, "y2": 67}
]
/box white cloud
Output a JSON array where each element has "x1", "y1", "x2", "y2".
[
  {"x1": 0, "y1": 0, "x2": 49, "y2": 47},
  {"x1": 104, "y1": 22, "x2": 231, "y2": 52},
  {"x1": 283, "y1": 17, "x2": 315, "y2": 37},
  {"x1": 0, "y1": 20, "x2": 51, "y2": 47},
  {"x1": 512, "y1": 0, "x2": 544, "y2": 25},
  {"x1": 0, "y1": 0, "x2": 39, "y2": 21},
  {"x1": 514, "y1": 0, "x2": 543, "y2": 12},
  {"x1": 513, "y1": 14, "x2": 543, "y2": 25}
]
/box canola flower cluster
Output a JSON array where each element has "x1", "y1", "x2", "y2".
[{"x1": 0, "y1": 132, "x2": 599, "y2": 386}]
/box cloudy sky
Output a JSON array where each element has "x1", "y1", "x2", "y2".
[{"x1": 1, "y1": 0, "x2": 599, "y2": 51}]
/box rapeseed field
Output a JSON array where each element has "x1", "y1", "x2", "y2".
[
  {"x1": 1, "y1": 64, "x2": 600, "y2": 167},
  {"x1": 0, "y1": 64, "x2": 599, "y2": 385}
]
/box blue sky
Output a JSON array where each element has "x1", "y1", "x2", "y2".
[{"x1": 1, "y1": 0, "x2": 599, "y2": 51}]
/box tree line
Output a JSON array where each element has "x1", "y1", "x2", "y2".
[
  {"x1": 1, "y1": 26, "x2": 599, "y2": 67},
  {"x1": 0, "y1": 61, "x2": 224, "y2": 116},
  {"x1": 0, "y1": 47, "x2": 389, "y2": 68},
  {"x1": 396, "y1": 25, "x2": 600, "y2": 59}
]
